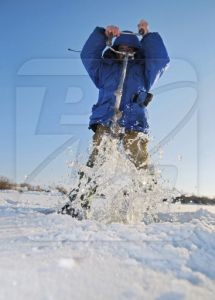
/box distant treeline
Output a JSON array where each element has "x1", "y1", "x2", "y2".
[
  {"x1": 1, "y1": 176, "x2": 214, "y2": 204},
  {"x1": 172, "y1": 195, "x2": 215, "y2": 205},
  {"x1": 0, "y1": 176, "x2": 67, "y2": 195}
]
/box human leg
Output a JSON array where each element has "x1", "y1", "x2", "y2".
[
  {"x1": 86, "y1": 124, "x2": 111, "y2": 168},
  {"x1": 61, "y1": 125, "x2": 111, "y2": 214},
  {"x1": 123, "y1": 131, "x2": 149, "y2": 169}
]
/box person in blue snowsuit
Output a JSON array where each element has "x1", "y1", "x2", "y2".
[
  {"x1": 60, "y1": 20, "x2": 169, "y2": 216},
  {"x1": 81, "y1": 20, "x2": 170, "y2": 170}
]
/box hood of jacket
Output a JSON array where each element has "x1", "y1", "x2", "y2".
[
  {"x1": 113, "y1": 31, "x2": 141, "y2": 49},
  {"x1": 103, "y1": 31, "x2": 142, "y2": 60}
]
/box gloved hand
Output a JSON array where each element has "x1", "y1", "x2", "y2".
[
  {"x1": 105, "y1": 25, "x2": 121, "y2": 37},
  {"x1": 137, "y1": 20, "x2": 149, "y2": 36}
]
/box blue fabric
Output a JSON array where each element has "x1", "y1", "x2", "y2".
[
  {"x1": 81, "y1": 27, "x2": 170, "y2": 133},
  {"x1": 113, "y1": 31, "x2": 141, "y2": 49}
]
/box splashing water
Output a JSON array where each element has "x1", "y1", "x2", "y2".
[{"x1": 67, "y1": 134, "x2": 178, "y2": 224}]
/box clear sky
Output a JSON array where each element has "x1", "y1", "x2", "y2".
[{"x1": 0, "y1": 0, "x2": 215, "y2": 196}]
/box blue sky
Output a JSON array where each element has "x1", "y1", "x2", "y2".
[{"x1": 0, "y1": 0, "x2": 215, "y2": 196}]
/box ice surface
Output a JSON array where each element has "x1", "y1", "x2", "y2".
[{"x1": 0, "y1": 190, "x2": 215, "y2": 300}]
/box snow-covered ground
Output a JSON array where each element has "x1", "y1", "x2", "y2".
[{"x1": 0, "y1": 190, "x2": 215, "y2": 300}]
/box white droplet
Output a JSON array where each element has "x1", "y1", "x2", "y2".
[
  {"x1": 58, "y1": 258, "x2": 76, "y2": 269},
  {"x1": 177, "y1": 154, "x2": 182, "y2": 161}
]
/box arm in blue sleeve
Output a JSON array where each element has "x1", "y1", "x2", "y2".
[
  {"x1": 80, "y1": 27, "x2": 107, "y2": 88},
  {"x1": 140, "y1": 32, "x2": 170, "y2": 91}
]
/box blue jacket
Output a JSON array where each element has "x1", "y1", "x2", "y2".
[{"x1": 81, "y1": 27, "x2": 170, "y2": 133}]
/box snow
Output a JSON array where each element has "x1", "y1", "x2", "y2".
[{"x1": 0, "y1": 190, "x2": 215, "y2": 300}]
